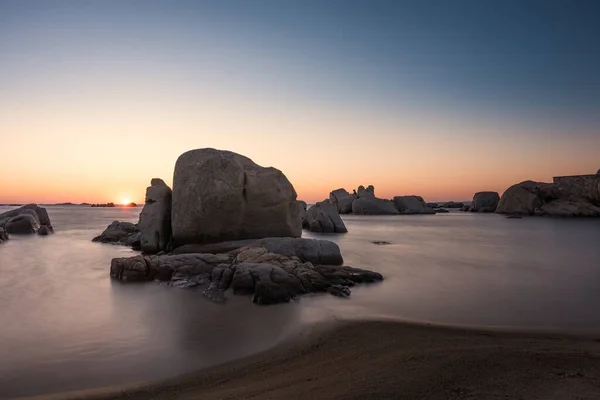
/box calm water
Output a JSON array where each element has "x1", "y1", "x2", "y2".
[{"x1": 1, "y1": 206, "x2": 600, "y2": 398}]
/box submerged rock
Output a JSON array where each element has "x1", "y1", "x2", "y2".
[
  {"x1": 138, "y1": 178, "x2": 172, "y2": 254},
  {"x1": 171, "y1": 148, "x2": 301, "y2": 246},
  {"x1": 392, "y1": 196, "x2": 435, "y2": 215},
  {"x1": 303, "y1": 200, "x2": 347, "y2": 233},
  {"x1": 471, "y1": 192, "x2": 500, "y2": 213},
  {"x1": 109, "y1": 245, "x2": 382, "y2": 305},
  {"x1": 329, "y1": 188, "x2": 355, "y2": 214},
  {"x1": 92, "y1": 221, "x2": 140, "y2": 247}
]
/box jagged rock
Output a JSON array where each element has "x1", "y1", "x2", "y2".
[
  {"x1": 109, "y1": 246, "x2": 383, "y2": 305},
  {"x1": 471, "y1": 192, "x2": 500, "y2": 213},
  {"x1": 0, "y1": 204, "x2": 53, "y2": 234},
  {"x1": 352, "y1": 197, "x2": 399, "y2": 215},
  {"x1": 356, "y1": 185, "x2": 376, "y2": 199},
  {"x1": 329, "y1": 188, "x2": 355, "y2": 214},
  {"x1": 392, "y1": 196, "x2": 435, "y2": 215},
  {"x1": 440, "y1": 201, "x2": 464, "y2": 208},
  {"x1": 303, "y1": 200, "x2": 347, "y2": 233},
  {"x1": 93, "y1": 221, "x2": 140, "y2": 247},
  {"x1": 138, "y1": 178, "x2": 172, "y2": 254},
  {"x1": 0, "y1": 227, "x2": 8, "y2": 243},
  {"x1": 171, "y1": 148, "x2": 301, "y2": 246}
]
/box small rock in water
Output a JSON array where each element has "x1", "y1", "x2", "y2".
[
  {"x1": 506, "y1": 215, "x2": 523, "y2": 219},
  {"x1": 372, "y1": 240, "x2": 391, "y2": 245}
]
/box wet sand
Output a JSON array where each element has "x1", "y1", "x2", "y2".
[{"x1": 30, "y1": 319, "x2": 600, "y2": 400}]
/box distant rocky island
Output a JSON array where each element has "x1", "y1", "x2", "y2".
[{"x1": 90, "y1": 202, "x2": 137, "y2": 208}]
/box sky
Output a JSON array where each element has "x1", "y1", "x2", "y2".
[{"x1": 1, "y1": 0, "x2": 599, "y2": 204}]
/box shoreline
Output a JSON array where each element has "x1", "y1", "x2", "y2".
[{"x1": 23, "y1": 318, "x2": 600, "y2": 400}]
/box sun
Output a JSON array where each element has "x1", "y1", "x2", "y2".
[{"x1": 122, "y1": 198, "x2": 130, "y2": 205}]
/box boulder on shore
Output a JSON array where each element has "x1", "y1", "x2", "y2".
[
  {"x1": 329, "y1": 188, "x2": 355, "y2": 214},
  {"x1": 92, "y1": 221, "x2": 141, "y2": 249},
  {"x1": 0, "y1": 204, "x2": 53, "y2": 235},
  {"x1": 138, "y1": 178, "x2": 172, "y2": 254},
  {"x1": 393, "y1": 196, "x2": 435, "y2": 215},
  {"x1": 303, "y1": 200, "x2": 348, "y2": 233},
  {"x1": 109, "y1": 244, "x2": 382, "y2": 305},
  {"x1": 496, "y1": 180, "x2": 600, "y2": 217},
  {"x1": 171, "y1": 148, "x2": 301, "y2": 246},
  {"x1": 471, "y1": 192, "x2": 500, "y2": 213}
]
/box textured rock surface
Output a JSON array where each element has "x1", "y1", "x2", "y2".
[
  {"x1": 109, "y1": 246, "x2": 382, "y2": 305},
  {"x1": 0, "y1": 227, "x2": 8, "y2": 243},
  {"x1": 0, "y1": 204, "x2": 53, "y2": 235},
  {"x1": 539, "y1": 200, "x2": 600, "y2": 217},
  {"x1": 392, "y1": 196, "x2": 435, "y2": 215},
  {"x1": 172, "y1": 237, "x2": 344, "y2": 266},
  {"x1": 92, "y1": 221, "x2": 141, "y2": 248},
  {"x1": 171, "y1": 148, "x2": 301, "y2": 246},
  {"x1": 329, "y1": 188, "x2": 355, "y2": 214},
  {"x1": 352, "y1": 197, "x2": 399, "y2": 215},
  {"x1": 138, "y1": 178, "x2": 172, "y2": 254},
  {"x1": 471, "y1": 192, "x2": 500, "y2": 213},
  {"x1": 303, "y1": 200, "x2": 347, "y2": 233},
  {"x1": 297, "y1": 200, "x2": 307, "y2": 222},
  {"x1": 356, "y1": 185, "x2": 376, "y2": 199}
]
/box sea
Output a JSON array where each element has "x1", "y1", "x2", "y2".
[{"x1": 1, "y1": 205, "x2": 599, "y2": 398}]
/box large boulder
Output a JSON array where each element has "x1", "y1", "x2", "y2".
[
  {"x1": 352, "y1": 197, "x2": 399, "y2": 215},
  {"x1": 471, "y1": 192, "x2": 500, "y2": 213},
  {"x1": 356, "y1": 185, "x2": 376, "y2": 199},
  {"x1": 392, "y1": 196, "x2": 435, "y2": 215},
  {"x1": 138, "y1": 178, "x2": 172, "y2": 254},
  {"x1": 171, "y1": 148, "x2": 301, "y2": 246},
  {"x1": 92, "y1": 221, "x2": 141, "y2": 248},
  {"x1": 303, "y1": 200, "x2": 348, "y2": 233},
  {"x1": 5, "y1": 214, "x2": 40, "y2": 234},
  {"x1": 496, "y1": 181, "x2": 558, "y2": 215},
  {"x1": 0, "y1": 204, "x2": 53, "y2": 234},
  {"x1": 329, "y1": 188, "x2": 355, "y2": 214}
]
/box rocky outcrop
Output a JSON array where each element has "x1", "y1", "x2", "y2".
[
  {"x1": 440, "y1": 201, "x2": 464, "y2": 208},
  {"x1": 110, "y1": 244, "x2": 382, "y2": 305},
  {"x1": 352, "y1": 197, "x2": 399, "y2": 215},
  {"x1": 471, "y1": 192, "x2": 500, "y2": 213},
  {"x1": 303, "y1": 200, "x2": 347, "y2": 233},
  {"x1": 329, "y1": 189, "x2": 354, "y2": 214},
  {"x1": 138, "y1": 178, "x2": 172, "y2": 254},
  {"x1": 497, "y1": 180, "x2": 600, "y2": 217},
  {"x1": 92, "y1": 221, "x2": 141, "y2": 249},
  {"x1": 174, "y1": 237, "x2": 344, "y2": 266},
  {"x1": 171, "y1": 148, "x2": 301, "y2": 246},
  {"x1": 356, "y1": 185, "x2": 376, "y2": 199},
  {"x1": 392, "y1": 196, "x2": 435, "y2": 215},
  {"x1": 0, "y1": 227, "x2": 8, "y2": 243},
  {"x1": 0, "y1": 204, "x2": 53, "y2": 235}
]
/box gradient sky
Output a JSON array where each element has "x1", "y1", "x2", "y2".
[{"x1": 1, "y1": 0, "x2": 599, "y2": 204}]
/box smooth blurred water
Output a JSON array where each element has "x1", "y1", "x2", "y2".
[{"x1": 1, "y1": 206, "x2": 600, "y2": 398}]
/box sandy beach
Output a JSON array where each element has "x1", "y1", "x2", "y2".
[{"x1": 29, "y1": 319, "x2": 600, "y2": 400}]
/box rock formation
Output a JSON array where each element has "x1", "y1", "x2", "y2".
[
  {"x1": 303, "y1": 200, "x2": 348, "y2": 233},
  {"x1": 297, "y1": 200, "x2": 307, "y2": 221},
  {"x1": 393, "y1": 196, "x2": 435, "y2": 214},
  {"x1": 110, "y1": 243, "x2": 382, "y2": 305},
  {"x1": 0, "y1": 204, "x2": 53, "y2": 235},
  {"x1": 440, "y1": 201, "x2": 464, "y2": 208},
  {"x1": 426, "y1": 202, "x2": 438, "y2": 208},
  {"x1": 171, "y1": 148, "x2": 301, "y2": 246},
  {"x1": 496, "y1": 180, "x2": 600, "y2": 217},
  {"x1": 92, "y1": 221, "x2": 141, "y2": 249},
  {"x1": 138, "y1": 178, "x2": 172, "y2": 254},
  {"x1": 329, "y1": 188, "x2": 354, "y2": 214},
  {"x1": 351, "y1": 185, "x2": 398, "y2": 215},
  {"x1": 471, "y1": 192, "x2": 500, "y2": 213}
]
